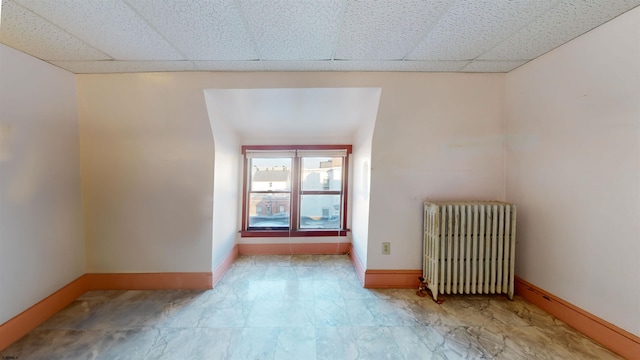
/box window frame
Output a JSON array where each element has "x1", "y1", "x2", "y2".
[{"x1": 241, "y1": 145, "x2": 351, "y2": 237}]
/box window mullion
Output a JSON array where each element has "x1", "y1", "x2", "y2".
[
  {"x1": 242, "y1": 155, "x2": 249, "y2": 230},
  {"x1": 291, "y1": 155, "x2": 301, "y2": 231},
  {"x1": 342, "y1": 154, "x2": 349, "y2": 230}
]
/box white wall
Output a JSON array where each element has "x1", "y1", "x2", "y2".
[
  {"x1": 76, "y1": 72, "x2": 505, "y2": 276},
  {"x1": 205, "y1": 91, "x2": 241, "y2": 271},
  {"x1": 350, "y1": 89, "x2": 381, "y2": 267},
  {"x1": 0, "y1": 44, "x2": 85, "y2": 324},
  {"x1": 505, "y1": 8, "x2": 640, "y2": 336},
  {"x1": 367, "y1": 74, "x2": 506, "y2": 270},
  {"x1": 77, "y1": 74, "x2": 214, "y2": 272}
]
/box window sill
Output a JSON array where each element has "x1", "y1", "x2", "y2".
[{"x1": 240, "y1": 229, "x2": 349, "y2": 238}]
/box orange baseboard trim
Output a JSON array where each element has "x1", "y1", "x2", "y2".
[
  {"x1": 85, "y1": 272, "x2": 213, "y2": 291},
  {"x1": 347, "y1": 244, "x2": 421, "y2": 288},
  {"x1": 212, "y1": 245, "x2": 239, "y2": 287},
  {"x1": 348, "y1": 244, "x2": 366, "y2": 286},
  {"x1": 515, "y1": 277, "x2": 640, "y2": 360},
  {"x1": 0, "y1": 275, "x2": 90, "y2": 351},
  {"x1": 364, "y1": 269, "x2": 423, "y2": 288},
  {"x1": 238, "y1": 242, "x2": 350, "y2": 255}
]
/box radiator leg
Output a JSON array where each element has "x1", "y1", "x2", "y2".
[
  {"x1": 416, "y1": 277, "x2": 428, "y2": 297},
  {"x1": 417, "y1": 277, "x2": 444, "y2": 304}
]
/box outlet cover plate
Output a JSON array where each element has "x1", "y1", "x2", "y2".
[{"x1": 382, "y1": 242, "x2": 390, "y2": 255}]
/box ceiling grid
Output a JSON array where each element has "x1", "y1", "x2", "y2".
[{"x1": 1, "y1": 0, "x2": 638, "y2": 74}]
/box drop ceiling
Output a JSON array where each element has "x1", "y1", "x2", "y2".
[{"x1": 1, "y1": 0, "x2": 638, "y2": 74}]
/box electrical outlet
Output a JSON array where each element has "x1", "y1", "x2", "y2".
[{"x1": 382, "y1": 242, "x2": 391, "y2": 255}]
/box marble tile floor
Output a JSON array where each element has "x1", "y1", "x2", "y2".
[{"x1": 1, "y1": 255, "x2": 622, "y2": 360}]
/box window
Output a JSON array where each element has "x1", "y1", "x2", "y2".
[{"x1": 241, "y1": 145, "x2": 351, "y2": 237}]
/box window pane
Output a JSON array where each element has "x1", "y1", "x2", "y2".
[
  {"x1": 250, "y1": 158, "x2": 291, "y2": 191},
  {"x1": 299, "y1": 195, "x2": 341, "y2": 229},
  {"x1": 301, "y1": 157, "x2": 343, "y2": 191},
  {"x1": 248, "y1": 193, "x2": 290, "y2": 228}
]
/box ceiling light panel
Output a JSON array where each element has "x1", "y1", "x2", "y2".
[
  {"x1": 16, "y1": 0, "x2": 184, "y2": 60},
  {"x1": 334, "y1": 0, "x2": 455, "y2": 60},
  {"x1": 125, "y1": 0, "x2": 258, "y2": 60},
  {"x1": 479, "y1": 0, "x2": 640, "y2": 60},
  {"x1": 0, "y1": 0, "x2": 110, "y2": 61},
  {"x1": 49, "y1": 60, "x2": 198, "y2": 74},
  {"x1": 408, "y1": 0, "x2": 559, "y2": 61},
  {"x1": 238, "y1": 0, "x2": 344, "y2": 60}
]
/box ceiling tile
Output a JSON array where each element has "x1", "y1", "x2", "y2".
[
  {"x1": 330, "y1": 60, "x2": 469, "y2": 72},
  {"x1": 334, "y1": 0, "x2": 455, "y2": 60},
  {"x1": 461, "y1": 60, "x2": 528, "y2": 73},
  {"x1": 0, "y1": 0, "x2": 110, "y2": 61},
  {"x1": 408, "y1": 0, "x2": 559, "y2": 61},
  {"x1": 125, "y1": 0, "x2": 258, "y2": 60},
  {"x1": 237, "y1": 0, "x2": 343, "y2": 60},
  {"x1": 479, "y1": 0, "x2": 640, "y2": 60},
  {"x1": 16, "y1": 0, "x2": 184, "y2": 60},
  {"x1": 194, "y1": 60, "x2": 334, "y2": 71},
  {"x1": 49, "y1": 60, "x2": 197, "y2": 74}
]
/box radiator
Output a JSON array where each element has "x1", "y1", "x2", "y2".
[{"x1": 423, "y1": 201, "x2": 517, "y2": 302}]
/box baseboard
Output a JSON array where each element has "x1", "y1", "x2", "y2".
[
  {"x1": 238, "y1": 242, "x2": 350, "y2": 255},
  {"x1": 212, "y1": 245, "x2": 239, "y2": 287},
  {"x1": 515, "y1": 277, "x2": 640, "y2": 360},
  {"x1": 347, "y1": 245, "x2": 421, "y2": 288},
  {"x1": 0, "y1": 275, "x2": 90, "y2": 351},
  {"x1": 85, "y1": 272, "x2": 213, "y2": 290},
  {"x1": 364, "y1": 270, "x2": 423, "y2": 288},
  {"x1": 348, "y1": 244, "x2": 366, "y2": 285}
]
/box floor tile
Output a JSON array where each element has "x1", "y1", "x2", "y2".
[
  {"x1": 313, "y1": 280, "x2": 343, "y2": 300},
  {"x1": 390, "y1": 326, "x2": 446, "y2": 360},
  {"x1": 280, "y1": 300, "x2": 316, "y2": 327},
  {"x1": 229, "y1": 327, "x2": 279, "y2": 360},
  {"x1": 274, "y1": 327, "x2": 316, "y2": 360},
  {"x1": 315, "y1": 298, "x2": 351, "y2": 327},
  {"x1": 197, "y1": 299, "x2": 252, "y2": 328},
  {"x1": 315, "y1": 326, "x2": 359, "y2": 360},
  {"x1": 245, "y1": 300, "x2": 284, "y2": 327},
  {"x1": 283, "y1": 279, "x2": 315, "y2": 300},
  {"x1": 144, "y1": 327, "x2": 241, "y2": 359}
]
